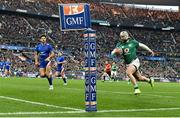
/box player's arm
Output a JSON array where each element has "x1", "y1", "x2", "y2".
[
  {"x1": 111, "y1": 48, "x2": 123, "y2": 56},
  {"x1": 48, "y1": 51, "x2": 55, "y2": 59},
  {"x1": 111, "y1": 42, "x2": 123, "y2": 56},
  {"x1": 34, "y1": 51, "x2": 39, "y2": 66},
  {"x1": 45, "y1": 51, "x2": 55, "y2": 61},
  {"x1": 139, "y1": 43, "x2": 154, "y2": 56},
  {"x1": 45, "y1": 44, "x2": 55, "y2": 61},
  {"x1": 57, "y1": 60, "x2": 66, "y2": 64}
]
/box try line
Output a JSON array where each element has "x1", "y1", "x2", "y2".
[
  {"x1": 1, "y1": 107, "x2": 180, "y2": 115},
  {"x1": 0, "y1": 96, "x2": 82, "y2": 111}
]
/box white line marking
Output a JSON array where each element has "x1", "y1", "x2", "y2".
[
  {"x1": 1, "y1": 107, "x2": 180, "y2": 115},
  {"x1": 98, "y1": 107, "x2": 180, "y2": 113},
  {"x1": 0, "y1": 111, "x2": 85, "y2": 115},
  {"x1": 144, "y1": 92, "x2": 180, "y2": 93},
  {"x1": 143, "y1": 94, "x2": 176, "y2": 98},
  {"x1": 0, "y1": 96, "x2": 82, "y2": 111},
  {"x1": 65, "y1": 88, "x2": 176, "y2": 98}
]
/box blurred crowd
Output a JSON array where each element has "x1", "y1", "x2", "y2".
[
  {"x1": 0, "y1": 0, "x2": 180, "y2": 79},
  {"x1": 0, "y1": 50, "x2": 37, "y2": 76},
  {"x1": 1, "y1": 0, "x2": 180, "y2": 26}
]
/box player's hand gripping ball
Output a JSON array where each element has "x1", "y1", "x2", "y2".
[{"x1": 113, "y1": 48, "x2": 122, "y2": 55}]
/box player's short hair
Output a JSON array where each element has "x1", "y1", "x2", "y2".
[
  {"x1": 40, "y1": 34, "x2": 46, "y2": 38},
  {"x1": 58, "y1": 51, "x2": 63, "y2": 56}
]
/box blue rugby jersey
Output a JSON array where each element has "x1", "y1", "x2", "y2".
[
  {"x1": 56, "y1": 56, "x2": 65, "y2": 70},
  {"x1": 36, "y1": 43, "x2": 53, "y2": 62}
]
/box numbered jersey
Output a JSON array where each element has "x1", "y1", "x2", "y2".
[{"x1": 116, "y1": 39, "x2": 139, "y2": 64}]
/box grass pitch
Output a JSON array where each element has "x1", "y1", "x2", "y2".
[{"x1": 0, "y1": 77, "x2": 180, "y2": 117}]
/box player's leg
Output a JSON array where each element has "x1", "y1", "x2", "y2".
[
  {"x1": 45, "y1": 62, "x2": 53, "y2": 90},
  {"x1": 113, "y1": 72, "x2": 116, "y2": 81},
  {"x1": 39, "y1": 61, "x2": 47, "y2": 77},
  {"x1": 39, "y1": 68, "x2": 46, "y2": 77},
  {"x1": 126, "y1": 65, "x2": 141, "y2": 95},
  {"x1": 114, "y1": 71, "x2": 118, "y2": 82},
  {"x1": 54, "y1": 71, "x2": 60, "y2": 78},
  {"x1": 133, "y1": 71, "x2": 154, "y2": 88},
  {"x1": 101, "y1": 72, "x2": 106, "y2": 82},
  {"x1": 39, "y1": 61, "x2": 53, "y2": 89},
  {"x1": 4, "y1": 69, "x2": 8, "y2": 77},
  {"x1": 9, "y1": 70, "x2": 12, "y2": 76},
  {"x1": 7, "y1": 70, "x2": 10, "y2": 77},
  {"x1": 106, "y1": 71, "x2": 111, "y2": 81},
  {"x1": 111, "y1": 71, "x2": 115, "y2": 81},
  {"x1": 133, "y1": 58, "x2": 154, "y2": 88},
  {"x1": 7, "y1": 68, "x2": 11, "y2": 77},
  {"x1": 61, "y1": 68, "x2": 67, "y2": 85},
  {"x1": 4, "y1": 67, "x2": 10, "y2": 77}
]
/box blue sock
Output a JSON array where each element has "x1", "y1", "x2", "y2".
[{"x1": 47, "y1": 76, "x2": 53, "y2": 85}]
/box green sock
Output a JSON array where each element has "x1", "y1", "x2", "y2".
[{"x1": 134, "y1": 84, "x2": 139, "y2": 89}]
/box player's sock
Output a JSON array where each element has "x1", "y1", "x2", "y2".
[
  {"x1": 47, "y1": 76, "x2": 53, "y2": 85},
  {"x1": 103, "y1": 76, "x2": 105, "y2": 81},
  {"x1": 112, "y1": 77, "x2": 114, "y2": 81},
  {"x1": 63, "y1": 78, "x2": 67, "y2": 83},
  {"x1": 148, "y1": 78, "x2": 154, "y2": 88},
  {"x1": 127, "y1": 79, "x2": 131, "y2": 84},
  {"x1": 147, "y1": 79, "x2": 150, "y2": 83},
  {"x1": 134, "y1": 84, "x2": 139, "y2": 89},
  {"x1": 134, "y1": 84, "x2": 141, "y2": 95},
  {"x1": 114, "y1": 77, "x2": 116, "y2": 81}
]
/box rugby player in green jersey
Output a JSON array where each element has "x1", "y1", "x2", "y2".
[
  {"x1": 111, "y1": 62, "x2": 118, "y2": 81},
  {"x1": 111, "y1": 31, "x2": 154, "y2": 95}
]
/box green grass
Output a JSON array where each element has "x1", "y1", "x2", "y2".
[{"x1": 0, "y1": 77, "x2": 180, "y2": 117}]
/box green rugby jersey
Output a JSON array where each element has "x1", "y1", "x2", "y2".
[{"x1": 116, "y1": 39, "x2": 139, "y2": 64}]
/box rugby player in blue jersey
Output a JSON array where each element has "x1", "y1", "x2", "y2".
[
  {"x1": 35, "y1": 35, "x2": 55, "y2": 90},
  {"x1": 0, "y1": 61, "x2": 5, "y2": 74},
  {"x1": 54, "y1": 52, "x2": 67, "y2": 85},
  {"x1": 4, "y1": 58, "x2": 11, "y2": 77}
]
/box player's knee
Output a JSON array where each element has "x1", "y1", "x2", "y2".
[
  {"x1": 45, "y1": 73, "x2": 50, "y2": 77},
  {"x1": 62, "y1": 74, "x2": 65, "y2": 78},
  {"x1": 54, "y1": 73, "x2": 58, "y2": 77},
  {"x1": 45, "y1": 70, "x2": 50, "y2": 75},
  {"x1": 56, "y1": 73, "x2": 61, "y2": 77},
  {"x1": 40, "y1": 74, "x2": 46, "y2": 78},
  {"x1": 126, "y1": 71, "x2": 133, "y2": 77}
]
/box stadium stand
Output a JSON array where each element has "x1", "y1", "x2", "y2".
[{"x1": 0, "y1": 0, "x2": 179, "y2": 80}]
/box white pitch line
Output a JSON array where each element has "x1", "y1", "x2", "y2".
[
  {"x1": 65, "y1": 87, "x2": 176, "y2": 98},
  {"x1": 0, "y1": 111, "x2": 85, "y2": 115},
  {"x1": 98, "y1": 107, "x2": 180, "y2": 113},
  {"x1": 0, "y1": 96, "x2": 82, "y2": 111},
  {"x1": 1, "y1": 107, "x2": 180, "y2": 115},
  {"x1": 143, "y1": 93, "x2": 176, "y2": 98},
  {"x1": 144, "y1": 92, "x2": 180, "y2": 94}
]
